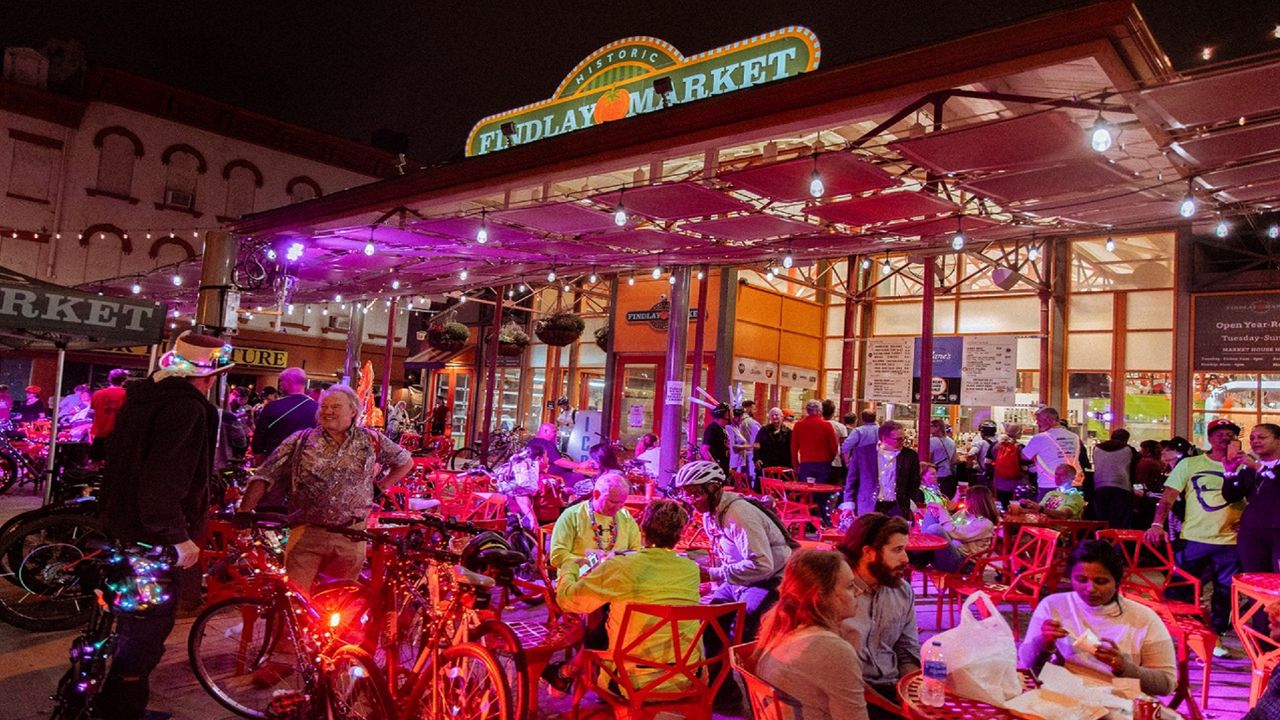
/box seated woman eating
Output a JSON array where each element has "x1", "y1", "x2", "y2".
[
  {"x1": 921, "y1": 484, "x2": 999, "y2": 573},
  {"x1": 1018, "y1": 540, "x2": 1176, "y2": 696},
  {"x1": 555, "y1": 498, "x2": 702, "y2": 693},
  {"x1": 757, "y1": 549, "x2": 868, "y2": 720}
]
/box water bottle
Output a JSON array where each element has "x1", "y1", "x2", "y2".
[{"x1": 921, "y1": 640, "x2": 947, "y2": 707}]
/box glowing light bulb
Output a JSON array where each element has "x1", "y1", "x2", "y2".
[
  {"x1": 460, "y1": 295, "x2": 468, "y2": 304},
  {"x1": 518, "y1": 283, "x2": 527, "y2": 292},
  {"x1": 363, "y1": 241, "x2": 375, "y2": 256},
  {"x1": 1268, "y1": 225, "x2": 1279, "y2": 240},
  {"x1": 614, "y1": 206, "x2": 627, "y2": 226},
  {"x1": 1089, "y1": 116, "x2": 1114, "y2": 153},
  {"x1": 652, "y1": 266, "x2": 662, "y2": 279},
  {"x1": 131, "y1": 282, "x2": 142, "y2": 294},
  {"x1": 266, "y1": 248, "x2": 277, "y2": 261},
  {"x1": 881, "y1": 258, "x2": 891, "y2": 274},
  {"x1": 286, "y1": 242, "x2": 305, "y2": 262},
  {"x1": 287, "y1": 304, "x2": 295, "y2": 313},
  {"x1": 809, "y1": 170, "x2": 825, "y2": 198},
  {"x1": 627, "y1": 275, "x2": 635, "y2": 286},
  {"x1": 171, "y1": 274, "x2": 182, "y2": 286},
  {"x1": 459, "y1": 269, "x2": 469, "y2": 281},
  {"x1": 768, "y1": 266, "x2": 778, "y2": 277},
  {"x1": 1105, "y1": 235, "x2": 1116, "y2": 252},
  {"x1": 588, "y1": 271, "x2": 598, "y2": 283},
  {"x1": 1028, "y1": 246, "x2": 1040, "y2": 262},
  {"x1": 1216, "y1": 219, "x2": 1229, "y2": 238},
  {"x1": 783, "y1": 252, "x2": 794, "y2": 269},
  {"x1": 563, "y1": 284, "x2": 571, "y2": 292},
  {"x1": 1179, "y1": 193, "x2": 1196, "y2": 218},
  {"x1": 669, "y1": 275, "x2": 676, "y2": 285},
  {"x1": 697, "y1": 270, "x2": 705, "y2": 281},
  {"x1": 476, "y1": 224, "x2": 488, "y2": 244},
  {"x1": 861, "y1": 257, "x2": 871, "y2": 270},
  {"x1": 1200, "y1": 46, "x2": 1214, "y2": 61},
  {"x1": 951, "y1": 232, "x2": 965, "y2": 251},
  {"x1": 391, "y1": 279, "x2": 400, "y2": 290},
  {"x1": 547, "y1": 269, "x2": 556, "y2": 282}
]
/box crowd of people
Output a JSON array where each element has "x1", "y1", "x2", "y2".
[{"x1": 14, "y1": 330, "x2": 1280, "y2": 719}]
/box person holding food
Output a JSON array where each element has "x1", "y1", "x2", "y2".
[{"x1": 1018, "y1": 540, "x2": 1175, "y2": 696}]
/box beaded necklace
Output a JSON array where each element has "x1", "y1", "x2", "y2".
[{"x1": 590, "y1": 511, "x2": 619, "y2": 551}]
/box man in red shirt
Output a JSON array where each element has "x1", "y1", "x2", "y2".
[
  {"x1": 791, "y1": 398, "x2": 839, "y2": 526},
  {"x1": 90, "y1": 368, "x2": 130, "y2": 459}
]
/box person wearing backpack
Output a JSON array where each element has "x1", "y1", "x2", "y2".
[
  {"x1": 674, "y1": 460, "x2": 795, "y2": 709},
  {"x1": 992, "y1": 425, "x2": 1028, "y2": 506},
  {"x1": 966, "y1": 420, "x2": 999, "y2": 487}
]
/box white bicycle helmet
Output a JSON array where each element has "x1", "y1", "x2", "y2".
[{"x1": 673, "y1": 460, "x2": 726, "y2": 488}]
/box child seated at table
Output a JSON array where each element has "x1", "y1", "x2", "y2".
[
  {"x1": 921, "y1": 485, "x2": 999, "y2": 573},
  {"x1": 1021, "y1": 465, "x2": 1085, "y2": 519},
  {"x1": 1018, "y1": 540, "x2": 1176, "y2": 696}
]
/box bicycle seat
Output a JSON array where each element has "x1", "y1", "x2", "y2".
[
  {"x1": 475, "y1": 546, "x2": 527, "y2": 568},
  {"x1": 453, "y1": 564, "x2": 496, "y2": 588}
]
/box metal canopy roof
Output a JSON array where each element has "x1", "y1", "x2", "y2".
[{"x1": 86, "y1": 2, "x2": 1280, "y2": 315}]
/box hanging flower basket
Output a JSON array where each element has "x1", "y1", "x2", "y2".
[
  {"x1": 427, "y1": 322, "x2": 470, "y2": 352},
  {"x1": 594, "y1": 325, "x2": 610, "y2": 352},
  {"x1": 497, "y1": 322, "x2": 530, "y2": 357},
  {"x1": 535, "y1": 311, "x2": 586, "y2": 347}
]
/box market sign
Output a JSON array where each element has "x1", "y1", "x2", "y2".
[
  {"x1": 625, "y1": 296, "x2": 699, "y2": 331},
  {"x1": 0, "y1": 281, "x2": 165, "y2": 346},
  {"x1": 865, "y1": 336, "x2": 1017, "y2": 406},
  {"x1": 1193, "y1": 292, "x2": 1280, "y2": 371},
  {"x1": 231, "y1": 346, "x2": 289, "y2": 370},
  {"x1": 466, "y1": 27, "x2": 821, "y2": 156}
]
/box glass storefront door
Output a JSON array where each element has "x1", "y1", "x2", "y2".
[
  {"x1": 432, "y1": 368, "x2": 472, "y2": 449},
  {"x1": 618, "y1": 364, "x2": 657, "y2": 449}
]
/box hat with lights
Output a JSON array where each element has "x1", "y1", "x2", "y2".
[{"x1": 155, "y1": 331, "x2": 236, "y2": 380}]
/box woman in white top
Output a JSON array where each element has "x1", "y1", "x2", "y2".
[
  {"x1": 757, "y1": 549, "x2": 869, "y2": 720},
  {"x1": 921, "y1": 485, "x2": 999, "y2": 573},
  {"x1": 1018, "y1": 540, "x2": 1176, "y2": 696}
]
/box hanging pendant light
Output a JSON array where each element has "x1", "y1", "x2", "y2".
[{"x1": 808, "y1": 153, "x2": 825, "y2": 198}]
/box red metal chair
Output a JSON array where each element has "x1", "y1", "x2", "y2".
[
  {"x1": 572, "y1": 601, "x2": 746, "y2": 720},
  {"x1": 760, "y1": 474, "x2": 818, "y2": 537},
  {"x1": 729, "y1": 642, "x2": 802, "y2": 720},
  {"x1": 1143, "y1": 593, "x2": 1214, "y2": 718},
  {"x1": 1096, "y1": 528, "x2": 1206, "y2": 623},
  {"x1": 948, "y1": 526, "x2": 1060, "y2": 640}
]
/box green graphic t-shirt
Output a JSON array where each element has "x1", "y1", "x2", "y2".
[{"x1": 1164, "y1": 454, "x2": 1245, "y2": 545}]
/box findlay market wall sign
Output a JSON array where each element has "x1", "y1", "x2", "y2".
[{"x1": 466, "y1": 27, "x2": 821, "y2": 156}]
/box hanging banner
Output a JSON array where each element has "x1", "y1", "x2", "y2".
[
  {"x1": 778, "y1": 364, "x2": 819, "y2": 390},
  {"x1": 913, "y1": 337, "x2": 964, "y2": 405},
  {"x1": 1193, "y1": 293, "x2": 1280, "y2": 371},
  {"x1": 732, "y1": 356, "x2": 777, "y2": 384},
  {"x1": 465, "y1": 28, "x2": 820, "y2": 156},
  {"x1": 959, "y1": 336, "x2": 1018, "y2": 406},
  {"x1": 0, "y1": 274, "x2": 165, "y2": 348},
  {"x1": 864, "y1": 338, "x2": 914, "y2": 404}
]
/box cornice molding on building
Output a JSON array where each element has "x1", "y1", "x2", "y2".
[{"x1": 0, "y1": 78, "x2": 85, "y2": 128}]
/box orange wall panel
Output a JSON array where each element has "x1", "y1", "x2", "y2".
[
  {"x1": 734, "y1": 322, "x2": 780, "y2": 359},
  {"x1": 778, "y1": 332, "x2": 822, "y2": 366},
  {"x1": 735, "y1": 285, "x2": 783, "y2": 326},
  {"x1": 613, "y1": 274, "x2": 721, "y2": 354}
]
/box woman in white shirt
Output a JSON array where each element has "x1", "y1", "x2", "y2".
[
  {"x1": 757, "y1": 549, "x2": 868, "y2": 720},
  {"x1": 1018, "y1": 540, "x2": 1176, "y2": 696}
]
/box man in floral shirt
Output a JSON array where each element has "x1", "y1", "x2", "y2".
[{"x1": 242, "y1": 384, "x2": 412, "y2": 593}]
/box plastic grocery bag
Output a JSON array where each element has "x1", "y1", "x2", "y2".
[{"x1": 929, "y1": 590, "x2": 1023, "y2": 705}]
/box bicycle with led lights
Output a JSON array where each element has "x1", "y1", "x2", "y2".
[{"x1": 47, "y1": 540, "x2": 176, "y2": 720}]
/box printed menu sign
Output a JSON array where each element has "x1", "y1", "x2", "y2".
[
  {"x1": 1194, "y1": 293, "x2": 1280, "y2": 371},
  {"x1": 865, "y1": 338, "x2": 914, "y2": 404},
  {"x1": 960, "y1": 336, "x2": 1018, "y2": 406}
]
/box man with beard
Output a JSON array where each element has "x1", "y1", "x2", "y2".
[{"x1": 837, "y1": 513, "x2": 919, "y2": 718}]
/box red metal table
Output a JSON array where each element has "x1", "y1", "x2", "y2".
[
  {"x1": 897, "y1": 669, "x2": 1037, "y2": 719},
  {"x1": 1231, "y1": 572, "x2": 1280, "y2": 706}
]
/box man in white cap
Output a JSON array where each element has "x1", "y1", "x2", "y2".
[{"x1": 96, "y1": 331, "x2": 234, "y2": 720}]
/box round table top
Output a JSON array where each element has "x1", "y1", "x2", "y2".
[
  {"x1": 780, "y1": 481, "x2": 844, "y2": 494},
  {"x1": 1235, "y1": 572, "x2": 1280, "y2": 595},
  {"x1": 898, "y1": 669, "x2": 1037, "y2": 719},
  {"x1": 907, "y1": 531, "x2": 949, "y2": 552}
]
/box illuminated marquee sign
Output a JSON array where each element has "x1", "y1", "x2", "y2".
[{"x1": 466, "y1": 27, "x2": 820, "y2": 156}]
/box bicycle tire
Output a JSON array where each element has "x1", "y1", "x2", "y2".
[
  {"x1": 327, "y1": 644, "x2": 394, "y2": 720},
  {"x1": 48, "y1": 609, "x2": 115, "y2": 720},
  {"x1": 0, "y1": 513, "x2": 105, "y2": 631},
  {"x1": 450, "y1": 447, "x2": 483, "y2": 471},
  {"x1": 407, "y1": 642, "x2": 512, "y2": 720},
  {"x1": 188, "y1": 596, "x2": 304, "y2": 719},
  {"x1": 0, "y1": 499, "x2": 97, "y2": 545},
  {"x1": 470, "y1": 619, "x2": 527, "y2": 720},
  {"x1": 0, "y1": 450, "x2": 19, "y2": 494}
]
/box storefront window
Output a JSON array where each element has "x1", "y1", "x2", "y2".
[
  {"x1": 1071, "y1": 234, "x2": 1174, "y2": 293},
  {"x1": 1123, "y1": 372, "x2": 1172, "y2": 443},
  {"x1": 1067, "y1": 372, "x2": 1111, "y2": 441},
  {"x1": 524, "y1": 368, "x2": 546, "y2": 432},
  {"x1": 618, "y1": 364, "x2": 656, "y2": 448},
  {"x1": 1190, "y1": 373, "x2": 1280, "y2": 441},
  {"x1": 496, "y1": 368, "x2": 520, "y2": 432}
]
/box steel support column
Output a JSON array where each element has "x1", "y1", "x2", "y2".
[
  {"x1": 688, "y1": 264, "x2": 710, "y2": 447},
  {"x1": 1172, "y1": 223, "x2": 1194, "y2": 439},
  {"x1": 343, "y1": 303, "x2": 365, "y2": 385},
  {"x1": 381, "y1": 298, "x2": 397, "y2": 411},
  {"x1": 839, "y1": 255, "x2": 858, "y2": 416},
  {"x1": 714, "y1": 268, "x2": 738, "y2": 403},
  {"x1": 600, "y1": 275, "x2": 620, "y2": 439},
  {"x1": 918, "y1": 257, "x2": 936, "y2": 449},
  {"x1": 658, "y1": 267, "x2": 692, "y2": 487},
  {"x1": 480, "y1": 287, "x2": 506, "y2": 459}
]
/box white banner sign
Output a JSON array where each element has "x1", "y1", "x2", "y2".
[
  {"x1": 664, "y1": 380, "x2": 685, "y2": 405},
  {"x1": 960, "y1": 335, "x2": 1018, "y2": 407},
  {"x1": 778, "y1": 364, "x2": 819, "y2": 390},
  {"x1": 732, "y1": 356, "x2": 778, "y2": 384},
  {"x1": 865, "y1": 337, "x2": 914, "y2": 404}
]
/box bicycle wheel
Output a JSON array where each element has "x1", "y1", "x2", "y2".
[
  {"x1": 0, "y1": 512, "x2": 105, "y2": 631},
  {"x1": 0, "y1": 449, "x2": 19, "y2": 494},
  {"x1": 188, "y1": 596, "x2": 304, "y2": 719},
  {"x1": 470, "y1": 620, "x2": 527, "y2": 720},
  {"x1": 450, "y1": 447, "x2": 482, "y2": 471},
  {"x1": 408, "y1": 642, "x2": 511, "y2": 720},
  {"x1": 327, "y1": 645, "x2": 394, "y2": 720}
]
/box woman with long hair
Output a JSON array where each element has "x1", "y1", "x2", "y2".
[
  {"x1": 756, "y1": 549, "x2": 868, "y2": 720},
  {"x1": 921, "y1": 484, "x2": 1000, "y2": 573},
  {"x1": 1018, "y1": 540, "x2": 1175, "y2": 695}
]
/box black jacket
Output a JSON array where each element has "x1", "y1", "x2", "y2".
[{"x1": 99, "y1": 376, "x2": 217, "y2": 545}]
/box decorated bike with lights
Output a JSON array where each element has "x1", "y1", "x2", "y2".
[
  {"x1": 188, "y1": 512, "x2": 516, "y2": 720},
  {"x1": 47, "y1": 540, "x2": 176, "y2": 720}
]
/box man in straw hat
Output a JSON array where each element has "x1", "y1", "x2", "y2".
[{"x1": 96, "y1": 331, "x2": 234, "y2": 720}]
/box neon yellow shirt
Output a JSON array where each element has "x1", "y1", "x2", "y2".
[
  {"x1": 1164, "y1": 454, "x2": 1244, "y2": 545},
  {"x1": 556, "y1": 548, "x2": 703, "y2": 693},
  {"x1": 548, "y1": 500, "x2": 642, "y2": 575}
]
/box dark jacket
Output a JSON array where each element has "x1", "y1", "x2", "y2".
[
  {"x1": 756, "y1": 424, "x2": 793, "y2": 470},
  {"x1": 1222, "y1": 463, "x2": 1280, "y2": 531},
  {"x1": 845, "y1": 443, "x2": 922, "y2": 517},
  {"x1": 99, "y1": 376, "x2": 217, "y2": 545},
  {"x1": 251, "y1": 394, "x2": 318, "y2": 458}
]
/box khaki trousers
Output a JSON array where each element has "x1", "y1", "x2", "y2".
[{"x1": 284, "y1": 523, "x2": 366, "y2": 594}]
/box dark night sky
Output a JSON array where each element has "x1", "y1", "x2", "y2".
[{"x1": 1, "y1": 1, "x2": 1276, "y2": 163}]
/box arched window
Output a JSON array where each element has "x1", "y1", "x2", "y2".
[
  {"x1": 287, "y1": 176, "x2": 321, "y2": 204},
  {"x1": 160, "y1": 144, "x2": 206, "y2": 210},
  {"x1": 92, "y1": 127, "x2": 143, "y2": 199},
  {"x1": 222, "y1": 160, "x2": 262, "y2": 219}
]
